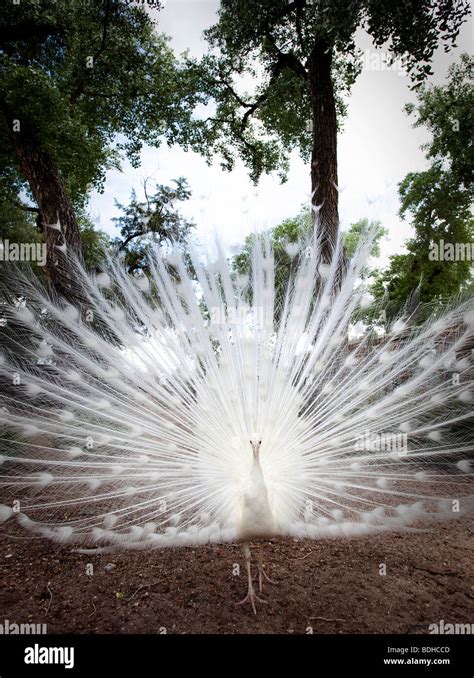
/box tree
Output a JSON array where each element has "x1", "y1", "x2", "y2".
[
  {"x1": 195, "y1": 0, "x2": 470, "y2": 262},
  {"x1": 0, "y1": 0, "x2": 204, "y2": 299},
  {"x1": 112, "y1": 178, "x2": 194, "y2": 273},
  {"x1": 234, "y1": 206, "x2": 311, "y2": 311},
  {"x1": 76, "y1": 212, "x2": 111, "y2": 272},
  {"x1": 404, "y1": 52, "x2": 473, "y2": 190},
  {"x1": 0, "y1": 198, "x2": 110, "y2": 276},
  {"x1": 372, "y1": 54, "x2": 473, "y2": 312},
  {"x1": 0, "y1": 199, "x2": 43, "y2": 272},
  {"x1": 234, "y1": 207, "x2": 385, "y2": 314}
]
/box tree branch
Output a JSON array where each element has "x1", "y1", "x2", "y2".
[
  {"x1": 239, "y1": 52, "x2": 292, "y2": 131},
  {"x1": 240, "y1": 92, "x2": 268, "y2": 131},
  {"x1": 70, "y1": 0, "x2": 113, "y2": 104},
  {"x1": 239, "y1": 46, "x2": 307, "y2": 133},
  {"x1": 219, "y1": 79, "x2": 254, "y2": 110},
  {"x1": 265, "y1": 35, "x2": 308, "y2": 81},
  {"x1": 143, "y1": 177, "x2": 152, "y2": 212},
  {"x1": 9, "y1": 198, "x2": 40, "y2": 214},
  {"x1": 0, "y1": 21, "x2": 64, "y2": 47},
  {"x1": 93, "y1": 0, "x2": 112, "y2": 66},
  {"x1": 294, "y1": 1, "x2": 306, "y2": 53}
]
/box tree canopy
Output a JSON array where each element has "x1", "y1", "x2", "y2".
[
  {"x1": 372, "y1": 53, "x2": 473, "y2": 311},
  {"x1": 0, "y1": 0, "x2": 204, "y2": 297},
  {"x1": 192, "y1": 0, "x2": 470, "y2": 259},
  {"x1": 0, "y1": 0, "x2": 203, "y2": 205},
  {"x1": 233, "y1": 207, "x2": 386, "y2": 313},
  {"x1": 112, "y1": 177, "x2": 194, "y2": 273},
  {"x1": 0, "y1": 1, "x2": 470, "y2": 309},
  {"x1": 0, "y1": 199, "x2": 110, "y2": 274}
]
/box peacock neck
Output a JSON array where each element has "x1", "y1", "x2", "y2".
[{"x1": 238, "y1": 445, "x2": 277, "y2": 540}]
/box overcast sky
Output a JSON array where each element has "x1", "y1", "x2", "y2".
[{"x1": 88, "y1": 1, "x2": 473, "y2": 265}]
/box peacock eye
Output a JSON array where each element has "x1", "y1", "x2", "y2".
[{"x1": 259, "y1": 440, "x2": 262, "y2": 445}]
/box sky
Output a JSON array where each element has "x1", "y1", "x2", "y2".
[{"x1": 88, "y1": 1, "x2": 473, "y2": 266}]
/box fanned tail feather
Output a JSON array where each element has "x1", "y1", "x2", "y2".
[{"x1": 0, "y1": 229, "x2": 472, "y2": 549}]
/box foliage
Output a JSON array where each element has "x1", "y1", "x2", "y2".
[
  {"x1": 77, "y1": 211, "x2": 111, "y2": 271},
  {"x1": 372, "y1": 54, "x2": 473, "y2": 311},
  {"x1": 0, "y1": 198, "x2": 110, "y2": 274},
  {"x1": 233, "y1": 207, "x2": 385, "y2": 311},
  {"x1": 0, "y1": 0, "x2": 205, "y2": 208},
  {"x1": 190, "y1": 0, "x2": 470, "y2": 183},
  {"x1": 112, "y1": 177, "x2": 194, "y2": 273},
  {"x1": 404, "y1": 52, "x2": 473, "y2": 188}
]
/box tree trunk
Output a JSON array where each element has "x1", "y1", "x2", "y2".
[
  {"x1": 0, "y1": 97, "x2": 84, "y2": 303},
  {"x1": 308, "y1": 40, "x2": 339, "y2": 264}
]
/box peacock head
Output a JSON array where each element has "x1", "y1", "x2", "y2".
[{"x1": 249, "y1": 438, "x2": 262, "y2": 458}]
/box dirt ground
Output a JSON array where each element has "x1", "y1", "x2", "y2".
[{"x1": 0, "y1": 517, "x2": 473, "y2": 634}]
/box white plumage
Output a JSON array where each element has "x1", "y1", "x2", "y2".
[{"x1": 0, "y1": 228, "x2": 472, "y2": 613}]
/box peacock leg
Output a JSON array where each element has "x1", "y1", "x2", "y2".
[
  {"x1": 236, "y1": 542, "x2": 267, "y2": 614},
  {"x1": 256, "y1": 543, "x2": 278, "y2": 592}
]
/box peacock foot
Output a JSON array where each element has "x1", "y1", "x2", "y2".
[
  {"x1": 236, "y1": 585, "x2": 268, "y2": 615},
  {"x1": 255, "y1": 566, "x2": 278, "y2": 592}
]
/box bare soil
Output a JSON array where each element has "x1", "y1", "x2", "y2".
[{"x1": 1, "y1": 517, "x2": 473, "y2": 634}]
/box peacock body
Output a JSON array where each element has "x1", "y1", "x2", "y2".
[{"x1": 0, "y1": 228, "x2": 472, "y2": 611}]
